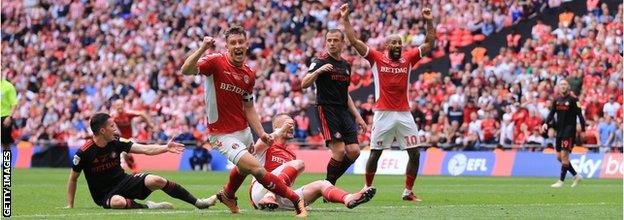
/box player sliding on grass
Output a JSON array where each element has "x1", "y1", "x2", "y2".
[
  {"x1": 250, "y1": 114, "x2": 376, "y2": 210},
  {"x1": 340, "y1": 3, "x2": 435, "y2": 202},
  {"x1": 181, "y1": 25, "x2": 307, "y2": 217},
  {"x1": 541, "y1": 80, "x2": 585, "y2": 188},
  {"x1": 66, "y1": 113, "x2": 215, "y2": 209}
]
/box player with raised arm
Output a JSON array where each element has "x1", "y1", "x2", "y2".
[
  {"x1": 541, "y1": 80, "x2": 586, "y2": 187},
  {"x1": 180, "y1": 25, "x2": 307, "y2": 217},
  {"x1": 340, "y1": 3, "x2": 435, "y2": 202},
  {"x1": 111, "y1": 99, "x2": 154, "y2": 174},
  {"x1": 250, "y1": 114, "x2": 376, "y2": 211},
  {"x1": 66, "y1": 113, "x2": 215, "y2": 209},
  {"x1": 301, "y1": 28, "x2": 367, "y2": 186}
]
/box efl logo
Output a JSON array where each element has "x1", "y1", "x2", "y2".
[
  {"x1": 2, "y1": 150, "x2": 11, "y2": 217},
  {"x1": 448, "y1": 154, "x2": 488, "y2": 176}
]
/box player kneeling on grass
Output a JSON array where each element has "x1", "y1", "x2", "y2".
[
  {"x1": 66, "y1": 113, "x2": 216, "y2": 209},
  {"x1": 249, "y1": 114, "x2": 376, "y2": 211}
]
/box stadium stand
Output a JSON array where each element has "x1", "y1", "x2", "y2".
[{"x1": 1, "y1": 0, "x2": 622, "y2": 153}]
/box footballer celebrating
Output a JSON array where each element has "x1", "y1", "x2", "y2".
[
  {"x1": 340, "y1": 3, "x2": 435, "y2": 202},
  {"x1": 66, "y1": 113, "x2": 215, "y2": 209},
  {"x1": 301, "y1": 29, "x2": 367, "y2": 186},
  {"x1": 250, "y1": 114, "x2": 376, "y2": 211},
  {"x1": 541, "y1": 80, "x2": 586, "y2": 187},
  {"x1": 181, "y1": 25, "x2": 307, "y2": 217}
]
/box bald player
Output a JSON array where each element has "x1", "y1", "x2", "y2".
[
  {"x1": 541, "y1": 80, "x2": 586, "y2": 187},
  {"x1": 250, "y1": 114, "x2": 376, "y2": 211},
  {"x1": 340, "y1": 3, "x2": 435, "y2": 201}
]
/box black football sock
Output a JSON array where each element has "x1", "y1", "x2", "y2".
[
  {"x1": 326, "y1": 158, "x2": 342, "y2": 185},
  {"x1": 333, "y1": 155, "x2": 355, "y2": 184},
  {"x1": 567, "y1": 164, "x2": 576, "y2": 176},
  {"x1": 567, "y1": 164, "x2": 577, "y2": 176},
  {"x1": 559, "y1": 165, "x2": 567, "y2": 181},
  {"x1": 162, "y1": 180, "x2": 198, "y2": 206}
]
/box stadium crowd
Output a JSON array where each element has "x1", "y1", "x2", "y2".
[{"x1": 1, "y1": 0, "x2": 622, "y2": 152}]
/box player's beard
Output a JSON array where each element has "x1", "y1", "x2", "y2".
[{"x1": 388, "y1": 47, "x2": 402, "y2": 60}]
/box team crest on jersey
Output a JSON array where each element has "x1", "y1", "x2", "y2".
[
  {"x1": 243, "y1": 75, "x2": 250, "y2": 84},
  {"x1": 334, "y1": 132, "x2": 342, "y2": 139},
  {"x1": 73, "y1": 155, "x2": 81, "y2": 166},
  {"x1": 308, "y1": 62, "x2": 317, "y2": 71},
  {"x1": 111, "y1": 152, "x2": 117, "y2": 159},
  {"x1": 232, "y1": 143, "x2": 239, "y2": 149}
]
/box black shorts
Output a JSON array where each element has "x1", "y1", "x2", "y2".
[
  {"x1": 555, "y1": 137, "x2": 575, "y2": 152},
  {"x1": 1, "y1": 117, "x2": 13, "y2": 146},
  {"x1": 101, "y1": 173, "x2": 153, "y2": 208},
  {"x1": 316, "y1": 105, "x2": 358, "y2": 146}
]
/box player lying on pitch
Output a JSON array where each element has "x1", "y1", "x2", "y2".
[
  {"x1": 66, "y1": 113, "x2": 216, "y2": 209},
  {"x1": 249, "y1": 114, "x2": 376, "y2": 210}
]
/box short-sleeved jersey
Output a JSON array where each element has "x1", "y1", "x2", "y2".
[
  {"x1": 113, "y1": 112, "x2": 138, "y2": 139},
  {"x1": 72, "y1": 138, "x2": 133, "y2": 205},
  {"x1": 196, "y1": 53, "x2": 255, "y2": 134},
  {"x1": 308, "y1": 53, "x2": 351, "y2": 107},
  {"x1": 363, "y1": 47, "x2": 422, "y2": 111},
  {"x1": 255, "y1": 143, "x2": 296, "y2": 172},
  {"x1": 545, "y1": 94, "x2": 586, "y2": 138}
]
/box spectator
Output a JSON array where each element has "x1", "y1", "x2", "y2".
[
  {"x1": 294, "y1": 110, "x2": 309, "y2": 139},
  {"x1": 507, "y1": 29, "x2": 521, "y2": 50},
  {"x1": 471, "y1": 43, "x2": 487, "y2": 64},
  {"x1": 411, "y1": 104, "x2": 426, "y2": 130},
  {"x1": 603, "y1": 96, "x2": 621, "y2": 118},
  {"x1": 449, "y1": 48, "x2": 465, "y2": 70},
  {"x1": 543, "y1": 128, "x2": 557, "y2": 147},
  {"x1": 481, "y1": 18, "x2": 495, "y2": 36},
  {"x1": 567, "y1": 70, "x2": 583, "y2": 96},
  {"x1": 481, "y1": 112, "x2": 499, "y2": 144},
  {"x1": 189, "y1": 145, "x2": 211, "y2": 171},
  {"x1": 447, "y1": 102, "x2": 464, "y2": 126},
  {"x1": 526, "y1": 129, "x2": 545, "y2": 145},
  {"x1": 559, "y1": 7, "x2": 575, "y2": 27},
  {"x1": 597, "y1": 116, "x2": 617, "y2": 152}
]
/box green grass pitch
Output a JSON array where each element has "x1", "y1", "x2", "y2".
[{"x1": 9, "y1": 168, "x2": 623, "y2": 219}]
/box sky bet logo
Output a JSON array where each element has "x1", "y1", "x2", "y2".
[{"x1": 447, "y1": 154, "x2": 488, "y2": 176}]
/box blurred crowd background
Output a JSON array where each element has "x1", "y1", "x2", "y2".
[{"x1": 1, "y1": 0, "x2": 622, "y2": 152}]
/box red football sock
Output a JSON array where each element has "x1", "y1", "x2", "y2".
[
  {"x1": 365, "y1": 172, "x2": 376, "y2": 187},
  {"x1": 278, "y1": 166, "x2": 299, "y2": 186},
  {"x1": 258, "y1": 172, "x2": 300, "y2": 202},
  {"x1": 405, "y1": 174, "x2": 416, "y2": 190},
  {"x1": 224, "y1": 167, "x2": 246, "y2": 198},
  {"x1": 322, "y1": 186, "x2": 348, "y2": 204}
]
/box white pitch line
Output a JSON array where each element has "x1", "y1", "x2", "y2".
[{"x1": 13, "y1": 203, "x2": 615, "y2": 218}]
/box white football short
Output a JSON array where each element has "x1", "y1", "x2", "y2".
[
  {"x1": 207, "y1": 127, "x2": 253, "y2": 165},
  {"x1": 370, "y1": 110, "x2": 421, "y2": 150},
  {"x1": 249, "y1": 163, "x2": 306, "y2": 210}
]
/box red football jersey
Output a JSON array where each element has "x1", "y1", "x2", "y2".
[
  {"x1": 364, "y1": 47, "x2": 422, "y2": 111},
  {"x1": 196, "y1": 53, "x2": 255, "y2": 134},
  {"x1": 258, "y1": 143, "x2": 297, "y2": 172},
  {"x1": 114, "y1": 112, "x2": 138, "y2": 139}
]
